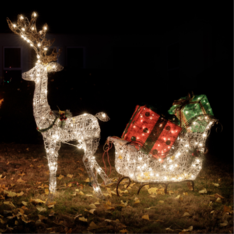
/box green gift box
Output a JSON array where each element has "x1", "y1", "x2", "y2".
[{"x1": 168, "y1": 93, "x2": 214, "y2": 132}]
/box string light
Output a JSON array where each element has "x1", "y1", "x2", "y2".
[
  {"x1": 6, "y1": 13, "x2": 62, "y2": 65},
  {"x1": 168, "y1": 94, "x2": 214, "y2": 132},
  {"x1": 7, "y1": 12, "x2": 113, "y2": 201},
  {"x1": 108, "y1": 114, "x2": 218, "y2": 184}
]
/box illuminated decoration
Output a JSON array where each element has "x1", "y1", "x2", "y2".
[
  {"x1": 6, "y1": 12, "x2": 61, "y2": 65},
  {"x1": 106, "y1": 105, "x2": 219, "y2": 194},
  {"x1": 121, "y1": 105, "x2": 182, "y2": 162},
  {"x1": 168, "y1": 92, "x2": 214, "y2": 132},
  {"x1": 7, "y1": 13, "x2": 112, "y2": 201}
]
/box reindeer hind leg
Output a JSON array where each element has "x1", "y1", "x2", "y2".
[
  {"x1": 92, "y1": 138, "x2": 113, "y2": 185},
  {"x1": 82, "y1": 139, "x2": 105, "y2": 200}
]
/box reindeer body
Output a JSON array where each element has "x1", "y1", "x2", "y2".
[
  {"x1": 21, "y1": 62, "x2": 112, "y2": 200},
  {"x1": 7, "y1": 13, "x2": 112, "y2": 200}
]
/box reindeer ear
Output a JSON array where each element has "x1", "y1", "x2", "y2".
[{"x1": 46, "y1": 62, "x2": 64, "y2": 72}]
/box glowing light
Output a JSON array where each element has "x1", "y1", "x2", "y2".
[
  {"x1": 6, "y1": 11, "x2": 113, "y2": 201},
  {"x1": 107, "y1": 101, "x2": 218, "y2": 192}
]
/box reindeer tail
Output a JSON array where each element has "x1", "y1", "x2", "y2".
[{"x1": 95, "y1": 112, "x2": 110, "y2": 122}]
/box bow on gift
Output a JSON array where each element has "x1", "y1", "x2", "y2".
[{"x1": 172, "y1": 91, "x2": 208, "y2": 129}]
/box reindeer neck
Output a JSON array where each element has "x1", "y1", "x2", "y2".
[{"x1": 33, "y1": 71, "x2": 52, "y2": 128}]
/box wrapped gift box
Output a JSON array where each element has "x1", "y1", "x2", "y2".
[
  {"x1": 121, "y1": 105, "x2": 182, "y2": 162},
  {"x1": 168, "y1": 94, "x2": 214, "y2": 132}
]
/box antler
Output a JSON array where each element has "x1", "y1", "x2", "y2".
[{"x1": 6, "y1": 12, "x2": 61, "y2": 65}]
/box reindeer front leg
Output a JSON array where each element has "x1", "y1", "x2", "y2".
[
  {"x1": 44, "y1": 139, "x2": 61, "y2": 203},
  {"x1": 83, "y1": 140, "x2": 105, "y2": 200}
]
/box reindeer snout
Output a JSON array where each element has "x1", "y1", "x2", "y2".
[
  {"x1": 22, "y1": 72, "x2": 27, "y2": 80},
  {"x1": 22, "y1": 72, "x2": 34, "y2": 81}
]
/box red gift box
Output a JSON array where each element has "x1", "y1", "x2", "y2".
[{"x1": 121, "y1": 105, "x2": 182, "y2": 162}]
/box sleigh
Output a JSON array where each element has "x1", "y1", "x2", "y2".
[{"x1": 105, "y1": 100, "x2": 222, "y2": 196}]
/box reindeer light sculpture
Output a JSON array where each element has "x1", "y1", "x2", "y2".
[{"x1": 7, "y1": 12, "x2": 112, "y2": 201}]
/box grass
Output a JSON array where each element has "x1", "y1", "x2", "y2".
[{"x1": 0, "y1": 142, "x2": 232, "y2": 233}]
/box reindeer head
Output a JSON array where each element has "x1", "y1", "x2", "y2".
[
  {"x1": 22, "y1": 62, "x2": 63, "y2": 82},
  {"x1": 6, "y1": 12, "x2": 63, "y2": 66}
]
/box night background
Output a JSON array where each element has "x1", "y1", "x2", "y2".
[
  {"x1": 0, "y1": 1, "x2": 233, "y2": 233},
  {"x1": 0, "y1": 1, "x2": 232, "y2": 161}
]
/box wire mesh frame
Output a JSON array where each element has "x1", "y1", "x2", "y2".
[{"x1": 109, "y1": 114, "x2": 220, "y2": 196}]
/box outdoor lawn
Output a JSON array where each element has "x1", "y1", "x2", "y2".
[{"x1": 0, "y1": 142, "x2": 232, "y2": 233}]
